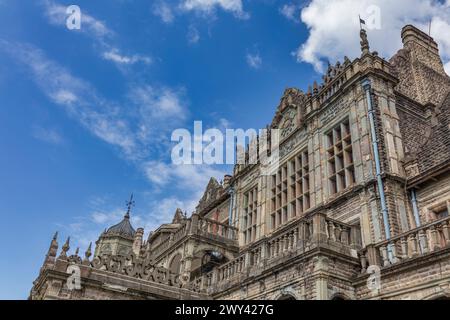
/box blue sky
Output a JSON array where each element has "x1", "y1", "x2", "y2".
[{"x1": 0, "y1": 0, "x2": 449, "y2": 299}]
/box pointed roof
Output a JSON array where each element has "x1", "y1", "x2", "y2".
[
  {"x1": 196, "y1": 177, "x2": 225, "y2": 213},
  {"x1": 172, "y1": 208, "x2": 185, "y2": 224}
]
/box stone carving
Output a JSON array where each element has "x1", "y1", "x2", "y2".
[
  {"x1": 272, "y1": 88, "x2": 307, "y2": 130},
  {"x1": 91, "y1": 252, "x2": 181, "y2": 287},
  {"x1": 360, "y1": 28, "x2": 370, "y2": 54},
  {"x1": 319, "y1": 97, "x2": 348, "y2": 125},
  {"x1": 279, "y1": 128, "x2": 308, "y2": 158}
]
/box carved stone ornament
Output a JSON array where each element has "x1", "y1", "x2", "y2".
[{"x1": 91, "y1": 253, "x2": 181, "y2": 287}]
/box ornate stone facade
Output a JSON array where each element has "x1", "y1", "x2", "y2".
[{"x1": 31, "y1": 25, "x2": 450, "y2": 300}]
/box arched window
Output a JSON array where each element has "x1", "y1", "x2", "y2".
[
  {"x1": 330, "y1": 293, "x2": 349, "y2": 300},
  {"x1": 278, "y1": 294, "x2": 296, "y2": 300},
  {"x1": 169, "y1": 254, "x2": 182, "y2": 275}
]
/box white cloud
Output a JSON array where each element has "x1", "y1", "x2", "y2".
[
  {"x1": 32, "y1": 126, "x2": 65, "y2": 145},
  {"x1": 153, "y1": 1, "x2": 175, "y2": 24},
  {"x1": 279, "y1": 3, "x2": 300, "y2": 22},
  {"x1": 246, "y1": 52, "x2": 262, "y2": 69},
  {"x1": 42, "y1": 1, "x2": 153, "y2": 71},
  {"x1": 129, "y1": 85, "x2": 188, "y2": 143},
  {"x1": 296, "y1": 0, "x2": 450, "y2": 73},
  {"x1": 91, "y1": 209, "x2": 124, "y2": 224},
  {"x1": 102, "y1": 49, "x2": 152, "y2": 65},
  {"x1": 0, "y1": 41, "x2": 191, "y2": 161},
  {"x1": 143, "y1": 161, "x2": 225, "y2": 190},
  {"x1": 181, "y1": 0, "x2": 249, "y2": 19},
  {"x1": 0, "y1": 41, "x2": 140, "y2": 158},
  {"x1": 445, "y1": 61, "x2": 450, "y2": 76},
  {"x1": 187, "y1": 25, "x2": 200, "y2": 44}
]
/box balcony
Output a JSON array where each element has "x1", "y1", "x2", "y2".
[
  {"x1": 359, "y1": 216, "x2": 450, "y2": 272},
  {"x1": 150, "y1": 213, "x2": 238, "y2": 260},
  {"x1": 191, "y1": 211, "x2": 362, "y2": 294}
]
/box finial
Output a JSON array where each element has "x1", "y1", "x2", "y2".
[
  {"x1": 60, "y1": 236, "x2": 70, "y2": 257},
  {"x1": 46, "y1": 231, "x2": 59, "y2": 259},
  {"x1": 125, "y1": 193, "x2": 135, "y2": 219},
  {"x1": 313, "y1": 81, "x2": 319, "y2": 94},
  {"x1": 75, "y1": 247, "x2": 79, "y2": 256},
  {"x1": 344, "y1": 56, "x2": 351, "y2": 65},
  {"x1": 85, "y1": 243, "x2": 92, "y2": 259},
  {"x1": 360, "y1": 28, "x2": 370, "y2": 55},
  {"x1": 82, "y1": 242, "x2": 92, "y2": 265}
]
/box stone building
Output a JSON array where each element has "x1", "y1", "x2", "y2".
[{"x1": 30, "y1": 25, "x2": 450, "y2": 300}]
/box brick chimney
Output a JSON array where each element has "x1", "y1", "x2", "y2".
[
  {"x1": 391, "y1": 25, "x2": 450, "y2": 106},
  {"x1": 401, "y1": 25, "x2": 446, "y2": 76}
]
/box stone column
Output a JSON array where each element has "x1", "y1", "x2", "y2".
[{"x1": 312, "y1": 212, "x2": 328, "y2": 244}]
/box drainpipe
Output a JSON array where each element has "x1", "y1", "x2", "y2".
[
  {"x1": 228, "y1": 187, "x2": 235, "y2": 238},
  {"x1": 410, "y1": 189, "x2": 421, "y2": 227},
  {"x1": 362, "y1": 79, "x2": 393, "y2": 258}
]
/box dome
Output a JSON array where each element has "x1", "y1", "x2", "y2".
[{"x1": 104, "y1": 212, "x2": 136, "y2": 239}]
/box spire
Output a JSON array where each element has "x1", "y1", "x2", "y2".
[
  {"x1": 85, "y1": 242, "x2": 92, "y2": 258},
  {"x1": 60, "y1": 236, "x2": 70, "y2": 258},
  {"x1": 46, "y1": 231, "x2": 59, "y2": 259},
  {"x1": 83, "y1": 242, "x2": 92, "y2": 264},
  {"x1": 125, "y1": 193, "x2": 135, "y2": 219}
]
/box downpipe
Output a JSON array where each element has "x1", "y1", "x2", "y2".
[{"x1": 362, "y1": 79, "x2": 394, "y2": 262}]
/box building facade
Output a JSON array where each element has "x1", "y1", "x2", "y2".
[{"x1": 31, "y1": 25, "x2": 450, "y2": 300}]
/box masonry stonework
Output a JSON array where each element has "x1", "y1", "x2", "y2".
[{"x1": 31, "y1": 25, "x2": 450, "y2": 300}]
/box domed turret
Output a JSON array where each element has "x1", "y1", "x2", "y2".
[{"x1": 94, "y1": 194, "x2": 140, "y2": 257}]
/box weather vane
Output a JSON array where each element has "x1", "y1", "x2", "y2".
[{"x1": 125, "y1": 193, "x2": 135, "y2": 218}]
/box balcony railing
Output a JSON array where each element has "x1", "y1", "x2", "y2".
[
  {"x1": 150, "y1": 213, "x2": 238, "y2": 260},
  {"x1": 197, "y1": 216, "x2": 238, "y2": 242},
  {"x1": 359, "y1": 216, "x2": 450, "y2": 272},
  {"x1": 191, "y1": 211, "x2": 362, "y2": 293}
]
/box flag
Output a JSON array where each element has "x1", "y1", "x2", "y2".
[{"x1": 359, "y1": 15, "x2": 366, "y2": 30}]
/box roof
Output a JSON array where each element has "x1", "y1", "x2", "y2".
[{"x1": 104, "y1": 212, "x2": 136, "y2": 239}]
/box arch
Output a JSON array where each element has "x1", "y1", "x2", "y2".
[
  {"x1": 189, "y1": 247, "x2": 231, "y2": 280},
  {"x1": 272, "y1": 287, "x2": 302, "y2": 300},
  {"x1": 168, "y1": 253, "x2": 182, "y2": 275},
  {"x1": 278, "y1": 294, "x2": 297, "y2": 300},
  {"x1": 330, "y1": 293, "x2": 350, "y2": 300}
]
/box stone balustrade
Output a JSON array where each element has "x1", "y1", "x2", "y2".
[
  {"x1": 191, "y1": 211, "x2": 361, "y2": 293},
  {"x1": 151, "y1": 214, "x2": 238, "y2": 260},
  {"x1": 359, "y1": 216, "x2": 450, "y2": 272},
  {"x1": 197, "y1": 216, "x2": 238, "y2": 241}
]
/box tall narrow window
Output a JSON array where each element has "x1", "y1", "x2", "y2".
[
  {"x1": 270, "y1": 165, "x2": 287, "y2": 230},
  {"x1": 271, "y1": 148, "x2": 310, "y2": 230},
  {"x1": 327, "y1": 119, "x2": 355, "y2": 195},
  {"x1": 288, "y1": 149, "x2": 310, "y2": 217},
  {"x1": 243, "y1": 187, "x2": 258, "y2": 244}
]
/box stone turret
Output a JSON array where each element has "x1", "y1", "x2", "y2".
[
  {"x1": 132, "y1": 227, "x2": 144, "y2": 255},
  {"x1": 94, "y1": 195, "x2": 137, "y2": 257}
]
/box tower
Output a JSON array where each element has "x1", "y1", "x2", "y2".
[{"x1": 94, "y1": 194, "x2": 137, "y2": 257}]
